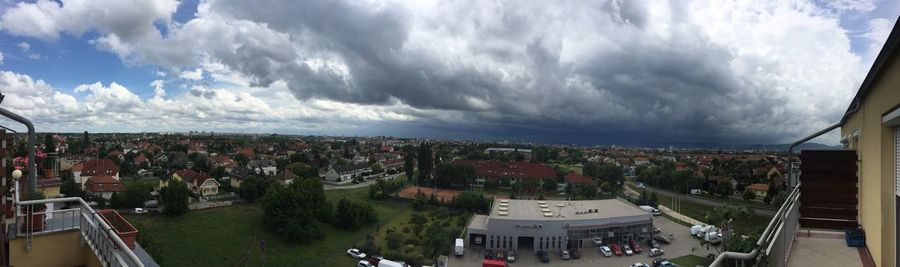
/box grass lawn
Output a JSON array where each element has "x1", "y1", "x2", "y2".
[
  {"x1": 554, "y1": 164, "x2": 583, "y2": 175},
  {"x1": 655, "y1": 192, "x2": 770, "y2": 235},
  {"x1": 671, "y1": 254, "x2": 712, "y2": 266},
  {"x1": 124, "y1": 187, "x2": 410, "y2": 267}
]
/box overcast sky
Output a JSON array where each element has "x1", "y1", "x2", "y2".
[{"x1": 0, "y1": 0, "x2": 896, "y2": 145}]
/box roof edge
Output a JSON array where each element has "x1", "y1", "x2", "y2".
[{"x1": 841, "y1": 15, "x2": 900, "y2": 123}]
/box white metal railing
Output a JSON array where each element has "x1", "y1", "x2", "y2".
[
  {"x1": 709, "y1": 183, "x2": 801, "y2": 267},
  {"x1": 14, "y1": 181, "x2": 145, "y2": 267}
]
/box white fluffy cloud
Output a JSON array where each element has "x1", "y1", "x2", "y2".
[{"x1": 0, "y1": 0, "x2": 894, "y2": 144}]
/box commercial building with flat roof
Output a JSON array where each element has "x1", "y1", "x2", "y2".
[{"x1": 465, "y1": 199, "x2": 653, "y2": 253}]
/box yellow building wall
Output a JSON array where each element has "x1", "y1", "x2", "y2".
[
  {"x1": 159, "y1": 173, "x2": 183, "y2": 188},
  {"x1": 840, "y1": 54, "x2": 900, "y2": 267},
  {"x1": 8, "y1": 230, "x2": 96, "y2": 267},
  {"x1": 38, "y1": 185, "x2": 60, "y2": 198}
]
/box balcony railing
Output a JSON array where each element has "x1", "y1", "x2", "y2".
[
  {"x1": 710, "y1": 183, "x2": 801, "y2": 267},
  {"x1": 14, "y1": 183, "x2": 145, "y2": 266}
]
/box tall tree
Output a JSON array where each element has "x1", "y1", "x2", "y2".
[
  {"x1": 82, "y1": 131, "x2": 90, "y2": 149},
  {"x1": 404, "y1": 145, "x2": 416, "y2": 180},
  {"x1": 161, "y1": 179, "x2": 190, "y2": 217},
  {"x1": 416, "y1": 143, "x2": 434, "y2": 184},
  {"x1": 43, "y1": 134, "x2": 55, "y2": 153}
]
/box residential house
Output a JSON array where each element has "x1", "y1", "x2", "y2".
[
  {"x1": 228, "y1": 165, "x2": 255, "y2": 189},
  {"x1": 80, "y1": 159, "x2": 120, "y2": 188},
  {"x1": 274, "y1": 170, "x2": 299, "y2": 186},
  {"x1": 153, "y1": 153, "x2": 168, "y2": 166},
  {"x1": 248, "y1": 159, "x2": 277, "y2": 176},
  {"x1": 452, "y1": 159, "x2": 556, "y2": 186},
  {"x1": 745, "y1": 183, "x2": 769, "y2": 199},
  {"x1": 564, "y1": 172, "x2": 593, "y2": 186},
  {"x1": 325, "y1": 163, "x2": 371, "y2": 183},
  {"x1": 84, "y1": 175, "x2": 126, "y2": 200},
  {"x1": 162, "y1": 169, "x2": 218, "y2": 197},
  {"x1": 133, "y1": 153, "x2": 149, "y2": 168},
  {"x1": 212, "y1": 154, "x2": 236, "y2": 172},
  {"x1": 634, "y1": 156, "x2": 650, "y2": 166},
  {"x1": 381, "y1": 159, "x2": 404, "y2": 172}
]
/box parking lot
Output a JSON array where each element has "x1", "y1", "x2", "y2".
[{"x1": 448, "y1": 216, "x2": 715, "y2": 267}]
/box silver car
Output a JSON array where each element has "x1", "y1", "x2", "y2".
[{"x1": 600, "y1": 246, "x2": 613, "y2": 257}]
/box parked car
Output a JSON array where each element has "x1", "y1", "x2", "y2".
[
  {"x1": 347, "y1": 248, "x2": 367, "y2": 259},
  {"x1": 649, "y1": 248, "x2": 665, "y2": 257},
  {"x1": 623, "y1": 244, "x2": 634, "y2": 256},
  {"x1": 653, "y1": 235, "x2": 671, "y2": 245},
  {"x1": 630, "y1": 239, "x2": 642, "y2": 254},
  {"x1": 506, "y1": 250, "x2": 516, "y2": 262},
  {"x1": 496, "y1": 250, "x2": 505, "y2": 261},
  {"x1": 600, "y1": 246, "x2": 613, "y2": 257},
  {"x1": 647, "y1": 238, "x2": 661, "y2": 249},
  {"x1": 610, "y1": 244, "x2": 623, "y2": 256},
  {"x1": 652, "y1": 258, "x2": 677, "y2": 267},
  {"x1": 484, "y1": 250, "x2": 494, "y2": 259},
  {"x1": 134, "y1": 208, "x2": 147, "y2": 214},
  {"x1": 592, "y1": 236, "x2": 603, "y2": 247},
  {"x1": 653, "y1": 227, "x2": 662, "y2": 233},
  {"x1": 536, "y1": 250, "x2": 550, "y2": 263},
  {"x1": 560, "y1": 249, "x2": 571, "y2": 260},
  {"x1": 631, "y1": 263, "x2": 651, "y2": 267},
  {"x1": 570, "y1": 249, "x2": 581, "y2": 259}
]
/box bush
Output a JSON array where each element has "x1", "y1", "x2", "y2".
[
  {"x1": 333, "y1": 198, "x2": 377, "y2": 230},
  {"x1": 238, "y1": 176, "x2": 271, "y2": 203},
  {"x1": 386, "y1": 233, "x2": 403, "y2": 249}
]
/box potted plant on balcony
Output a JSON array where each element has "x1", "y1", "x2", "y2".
[
  {"x1": 20, "y1": 190, "x2": 46, "y2": 231},
  {"x1": 97, "y1": 209, "x2": 139, "y2": 249}
]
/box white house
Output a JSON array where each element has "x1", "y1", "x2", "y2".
[{"x1": 325, "y1": 163, "x2": 371, "y2": 183}]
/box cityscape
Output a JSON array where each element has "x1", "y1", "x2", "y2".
[{"x1": 0, "y1": 1, "x2": 898, "y2": 267}]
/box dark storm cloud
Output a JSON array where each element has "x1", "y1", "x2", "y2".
[{"x1": 186, "y1": 0, "x2": 859, "y2": 144}]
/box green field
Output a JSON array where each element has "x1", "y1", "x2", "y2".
[
  {"x1": 671, "y1": 254, "x2": 712, "y2": 266},
  {"x1": 125, "y1": 187, "x2": 410, "y2": 267},
  {"x1": 654, "y1": 191, "x2": 771, "y2": 234}
]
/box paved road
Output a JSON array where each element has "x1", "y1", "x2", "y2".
[
  {"x1": 323, "y1": 173, "x2": 404, "y2": 190},
  {"x1": 627, "y1": 183, "x2": 776, "y2": 217}
]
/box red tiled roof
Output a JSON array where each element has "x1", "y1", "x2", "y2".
[
  {"x1": 174, "y1": 169, "x2": 212, "y2": 185},
  {"x1": 452, "y1": 160, "x2": 555, "y2": 180},
  {"x1": 134, "y1": 154, "x2": 148, "y2": 164},
  {"x1": 85, "y1": 176, "x2": 126, "y2": 193},
  {"x1": 746, "y1": 183, "x2": 769, "y2": 192},
  {"x1": 82, "y1": 159, "x2": 119, "y2": 176},
  {"x1": 564, "y1": 173, "x2": 593, "y2": 185}
]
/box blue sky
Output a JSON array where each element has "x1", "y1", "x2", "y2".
[{"x1": 0, "y1": 0, "x2": 897, "y2": 145}]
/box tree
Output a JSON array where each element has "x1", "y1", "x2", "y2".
[
  {"x1": 44, "y1": 134, "x2": 55, "y2": 153},
  {"x1": 403, "y1": 147, "x2": 416, "y2": 180},
  {"x1": 417, "y1": 143, "x2": 434, "y2": 184},
  {"x1": 649, "y1": 191, "x2": 659, "y2": 208},
  {"x1": 122, "y1": 182, "x2": 153, "y2": 208},
  {"x1": 161, "y1": 179, "x2": 190, "y2": 217},
  {"x1": 370, "y1": 163, "x2": 384, "y2": 174},
  {"x1": 450, "y1": 191, "x2": 490, "y2": 213},
  {"x1": 287, "y1": 162, "x2": 319, "y2": 179},
  {"x1": 238, "y1": 176, "x2": 270, "y2": 202},
  {"x1": 263, "y1": 178, "x2": 331, "y2": 243},
  {"x1": 742, "y1": 190, "x2": 756, "y2": 201},
  {"x1": 423, "y1": 222, "x2": 451, "y2": 258},
  {"x1": 413, "y1": 189, "x2": 427, "y2": 211},
  {"x1": 542, "y1": 178, "x2": 558, "y2": 192},
  {"x1": 763, "y1": 180, "x2": 779, "y2": 204},
  {"x1": 59, "y1": 171, "x2": 83, "y2": 198},
  {"x1": 210, "y1": 166, "x2": 227, "y2": 179},
  {"x1": 333, "y1": 198, "x2": 377, "y2": 230},
  {"x1": 82, "y1": 131, "x2": 90, "y2": 149},
  {"x1": 484, "y1": 178, "x2": 499, "y2": 191}
]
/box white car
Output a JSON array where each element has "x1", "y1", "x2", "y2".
[
  {"x1": 134, "y1": 208, "x2": 147, "y2": 214},
  {"x1": 631, "y1": 263, "x2": 650, "y2": 267},
  {"x1": 648, "y1": 248, "x2": 664, "y2": 257},
  {"x1": 599, "y1": 246, "x2": 613, "y2": 257},
  {"x1": 560, "y1": 250, "x2": 571, "y2": 260},
  {"x1": 623, "y1": 244, "x2": 634, "y2": 256},
  {"x1": 592, "y1": 237, "x2": 603, "y2": 247},
  {"x1": 347, "y1": 248, "x2": 366, "y2": 259}
]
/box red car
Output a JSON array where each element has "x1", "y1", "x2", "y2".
[
  {"x1": 609, "y1": 244, "x2": 623, "y2": 256},
  {"x1": 629, "y1": 240, "x2": 642, "y2": 254}
]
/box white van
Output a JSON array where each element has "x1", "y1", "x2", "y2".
[
  {"x1": 454, "y1": 238, "x2": 464, "y2": 256},
  {"x1": 639, "y1": 205, "x2": 661, "y2": 216}
]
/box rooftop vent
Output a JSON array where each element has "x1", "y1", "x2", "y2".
[
  {"x1": 541, "y1": 208, "x2": 551, "y2": 213},
  {"x1": 500, "y1": 199, "x2": 509, "y2": 203},
  {"x1": 556, "y1": 204, "x2": 566, "y2": 207},
  {"x1": 543, "y1": 212, "x2": 553, "y2": 217},
  {"x1": 498, "y1": 211, "x2": 508, "y2": 216},
  {"x1": 499, "y1": 207, "x2": 508, "y2": 211},
  {"x1": 537, "y1": 201, "x2": 546, "y2": 205}
]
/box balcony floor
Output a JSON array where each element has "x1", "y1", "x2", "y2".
[{"x1": 787, "y1": 230, "x2": 874, "y2": 267}]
